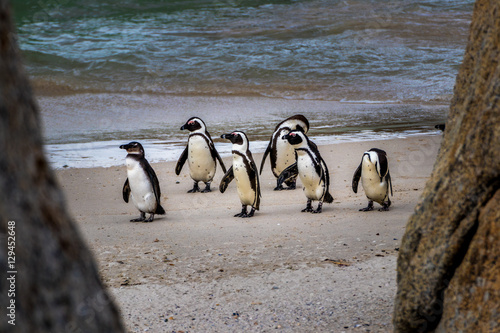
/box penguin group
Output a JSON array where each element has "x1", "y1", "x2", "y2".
[
  {"x1": 120, "y1": 115, "x2": 394, "y2": 221},
  {"x1": 260, "y1": 114, "x2": 309, "y2": 190}
]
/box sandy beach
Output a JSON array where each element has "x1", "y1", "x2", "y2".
[{"x1": 55, "y1": 134, "x2": 442, "y2": 332}]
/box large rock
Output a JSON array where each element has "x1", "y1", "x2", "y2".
[
  {"x1": 0, "y1": 1, "x2": 124, "y2": 332},
  {"x1": 393, "y1": 0, "x2": 500, "y2": 332}
]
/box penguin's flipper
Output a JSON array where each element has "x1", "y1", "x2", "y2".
[
  {"x1": 145, "y1": 161, "x2": 164, "y2": 214},
  {"x1": 218, "y1": 155, "x2": 227, "y2": 174},
  {"x1": 277, "y1": 162, "x2": 298, "y2": 189},
  {"x1": 175, "y1": 146, "x2": 188, "y2": 175},
  {"x1": 209, "y1": 142, "x2": 227, "y2": 174},
  {"x1": 321, "y1": 159, "x2": 332, "y2": 192},
  {"x1": 323, "y1": 191, "x2": 334, "y2": 204},
  {"x1": 248, "y1": 155, "x2": 261, "y2": 210},
  {"x1": 123, "y1": 178, "x2": 130, "y2": 203},
  {"x1": 219, "y1": 166, "x2": 234, "y2": 193},
  {"x1": 307, "y1": 137, "x2": 323, "y2": 180},
  {"x1": 155, "y1": 204, "x2": 166, "y2": 215},
  {"x1": 318, "y1": 159, "x2": 327, "y2": 185},
  {"x1": 352, "y1": 161, "x2": 362, "y2": 193},
  {"x1": 369, "y1": 148, "x2": 388, "y2": 180},
  {"x1": 387, "y1": 170, "x2": 393, "y2": 196},
  {"x1": 378, "y1": 152, "x2": 389, "y2": 180},
  {"x1": 259, "y1": 141, "x2": 272, "y2": 175}
]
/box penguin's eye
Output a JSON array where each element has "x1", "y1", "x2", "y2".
[
  {"x1": 188, "y1": 121, "x2": 194, "y2": 125},
  {"x1": 290, "y1": 132, "x2": 296, "y2": 137}
]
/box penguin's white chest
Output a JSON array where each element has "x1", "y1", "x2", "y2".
[
  {"x1": 361, "y1": 162, "x2": 388, "y2": 204},
  {"x1": 188, "y1": 135, "x2": 216, "y2": 182},
  {"x1": 297, "y1": 151, "x2": 324, "y2": 201},
  {"x1": 233, "y1": 154, "x2": 255, "y2": 206},
  {"x1": 273, "y1": 132, "x2": 295, "y2": 175},
  {"x1": 126, "y1": 157, "x2": 156, "y2": 213}
]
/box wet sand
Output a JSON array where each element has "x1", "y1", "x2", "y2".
[{"x1": 55, "y1": 134, "x2": 441, "y2": 332}]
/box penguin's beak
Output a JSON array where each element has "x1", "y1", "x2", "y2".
[
  {"x1": 120, "y1": 142, "x2": 138, "y2": 151},
  {"x1": 180, "y1": 124, "x2": 186, "y2": 130},
  {"x1": 221, "y1": 133, "x2": 230, "y2": 140}
]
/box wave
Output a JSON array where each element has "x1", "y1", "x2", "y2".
[{"x1": 17, "y1": 0, "x2": 473, "y2": 103}]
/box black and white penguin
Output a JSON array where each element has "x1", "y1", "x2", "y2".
[
  {"x1": 278, "y1": 131, "x2": 333, "y2": 213},
  {"x1": 260, "y1": 115, "x2": 309, "y2": 190},
  {"x1": 219, "y1": 131, "x2": 261, "y2": 218},
  {"x1": 176, "y1": 117, "x2": 226, "y2": 193},
  {"x1": 352, "y1": 148, "x2": 393, "y2": 211},
  {"x1": 120, "y1": 141, "x2": 165, "y2": 222}
]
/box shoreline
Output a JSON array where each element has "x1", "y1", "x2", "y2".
[
  {"x1": 33, "y1": 86, "x2": 453, "y2": 104},
  {"x1": 55, "y1": 134, "x2": 442, "y2": 332},
  {"x1": 37, "y1": 92, "x2": 448, "y2": 146},
  {"x1": 45, "y1": 131, "x2": 442, "y2": 170},
  {"x1": 37, "y1": 92, "x2": 448, "y2": 169}
]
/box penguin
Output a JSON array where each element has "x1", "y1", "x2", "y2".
[
  {"x1": 278, "y1": 131, "x2": 333, "y2": 213},
  {"x1": 435, "y1": 124, "x2": 446, "y2": 131},
  {"x1": 120, "y1": 141, "x2": 165, "y2": 222},
  {"x1": 219, "y1": 131, "x2": 261, "y2": 218},
  {"x1": 176, "y1": 117, "x2": 226, "y2": 193},
  {"x1": 260, "y1": 115, "x2": 309, "y2": 190},
  {"x1": 352, "y1": 148, "x2": 393, "y2": 211}
]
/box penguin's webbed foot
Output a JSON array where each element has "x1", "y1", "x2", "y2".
[
  {"x1": 143, "y1": 214, "x2": 154, "y2": 222},
  {"x1": 284, "y1": 180, "x2": 296, "y2": 190},
  {"x1": 234, "y1": 206, "x2": 247, "y2": 217},
  {"x1": 312, "y1": 202, "x2": 323, "y2": 214},
  {"x1": 243, "y1": 207, "x2": 256, "y2": 218},
  {"x1": 188, "y1": 182, "x2": 200, "y2": 193},
  {"x1": 273, "y1": 184, "x2": 284, "y2": 191},
  {"x1": 234, "y1": 205, "x2": 250, "y2": 217},
  {"x1": 378, "y1": 202, "x2": 390, "y2": 211},
  {"x1": 359, "y1": 201, "x2": 374, "y2": 212},
  {"x1": 130, "y1": 212, "x2": 146, "y2": 222},
  {"x1": 201, "y1": 183, "x2": 211, "y2": 193},
  {"x1": 301, "y1": 200, "x2": 313, "y2": 212}
]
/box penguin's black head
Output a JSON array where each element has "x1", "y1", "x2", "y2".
[
  {"x1": 120, "y1": 141, "x2": 144, "y2": 156},
  {"x1": 290, "y1": 114, "x2": 309, "y2": 134},
  {"x1": 181, "y1": 117, "x2": 204, "y2": 132},
  {"x1": 276, "y1": 114, "x2": 309, "y2": 134},
  {"x1": 296, "y1": 124, "x2": 306, "y2": 133},
  {"x1": 363, "y1": 148, "x2": 386, "y2": 164},
  {"x1": 282, "y1": 131, "x2": 304, "y2": 145},
  {"x1": 221, "y1": 132, "x2": 245, "y2": 145}
]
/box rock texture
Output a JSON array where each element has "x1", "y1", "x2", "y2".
[
  {"x1": 0, "y1": 1, "x2": 124, "y2": 332},
  {"x1": 394, "y1": 0, "x2": 500, "y2": 332}
]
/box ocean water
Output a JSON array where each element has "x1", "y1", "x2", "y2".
[{"x1": 12, "y1": 0, "x2": 474, "y2": 168}]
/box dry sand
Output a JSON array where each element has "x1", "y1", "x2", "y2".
[{"x1": 55, "y1": 134, "x2": 442, "y2": 332}]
